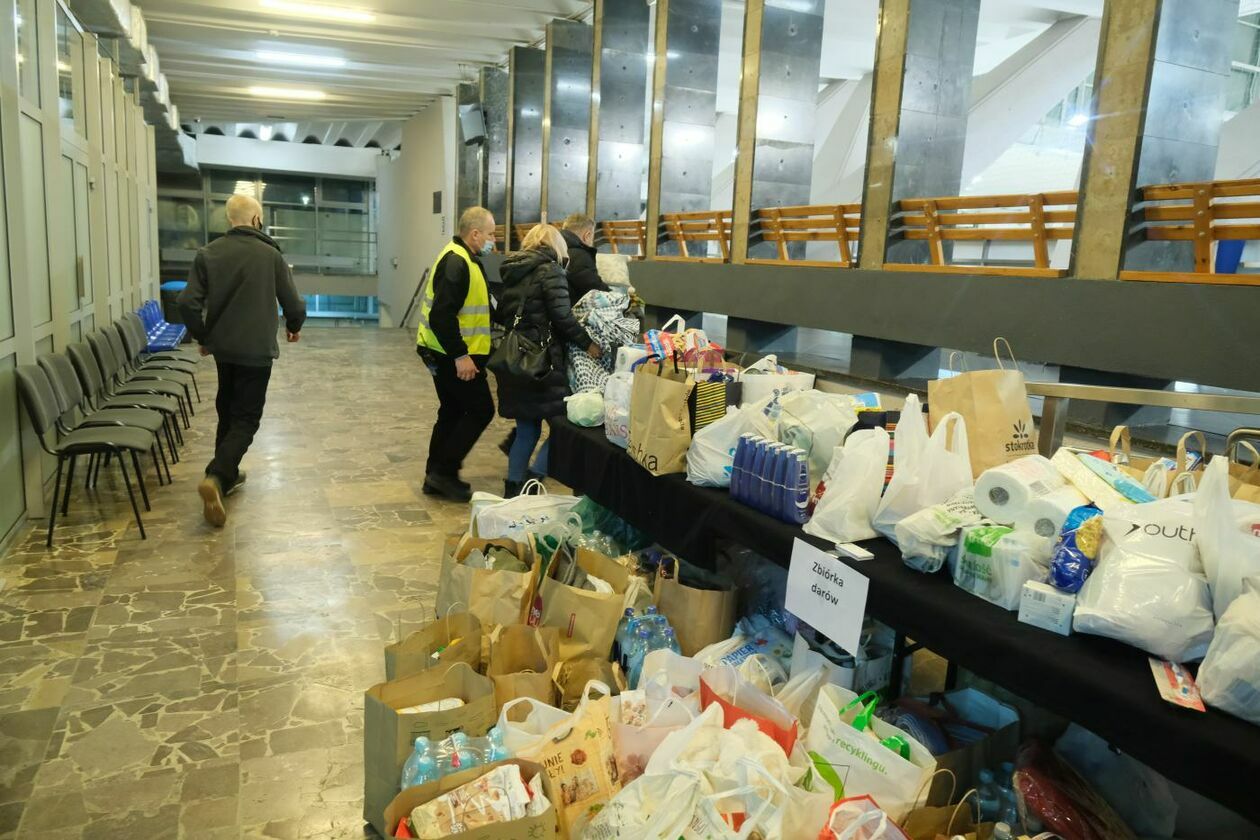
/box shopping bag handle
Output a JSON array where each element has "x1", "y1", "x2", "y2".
[
  {"x1": 839, "y1": 690, "x2": 881, "y2": 731},
  {"x1": 1231, "y1": 440, "x2": 1260, "y2": 483},
  {"x1": 1108, "y1": 425, "x2": 1133, "y2": 465},
  {"x1": 947, "y1": 350, "x2": 968, "y2": 375},
  {"x1": 660, "y1": 314, "x2": 687, "y2": 333},
  {"x1": 1175, "y1": 430, "x2": 1207, "y2": 474},
  {"x1": 910, "y1": 767, "x2": 958, "y2": 810},
  {"x1": 519, "y1": 478, "x2": 548, "y2": 496},
  {"x1": 993, "y1": 336, "x2": 1018, "y2": 370}
]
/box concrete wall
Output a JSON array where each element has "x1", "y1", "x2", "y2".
[
  {"x1": 375, "y1": 101, "x2": 457, "y2": 327},
  {"x1": 194, "y1": 134, "x2": 381, "y2": 178}
]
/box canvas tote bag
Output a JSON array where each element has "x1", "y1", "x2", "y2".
[{"x1": 928, "y1": 338, "x2": 1036, "y2": 478}]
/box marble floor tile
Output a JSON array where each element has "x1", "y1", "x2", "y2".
[{"x1": 0, "y1": 327, "x2": 512, "y2": 838}]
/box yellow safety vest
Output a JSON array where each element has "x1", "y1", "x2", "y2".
[{"x1": 415, "y1": 240, "x2": 492, "y2": 356}]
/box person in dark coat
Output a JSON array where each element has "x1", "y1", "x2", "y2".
[
  {"x1": 496, "y1": 224, "x2": 601, "y2": 497},
  {"x1": 560, "y1": 214, "x2": 610, "y2": 304}
]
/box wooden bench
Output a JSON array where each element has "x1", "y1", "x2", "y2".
[
  {"x1": 493, "y1": 225, "x2": 506, "y2": 251},
  {"x1": 887, "y1": 191, "x2": 1078, "y2": 277},
  {"x1": 749, "y1": 204, "x2": 862, "y2": 267},
  {"x1": 659, "y1": 210, "x2": 733, "y2": 262},
  {"x1": 1120, "y1": 178, "x2": 1260, "y2": 286},
  {"x1": 599, "y1": 219, "x2": 647, "y2": 257}
]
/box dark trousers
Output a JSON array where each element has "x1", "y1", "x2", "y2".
[
  {"x1": 426, "y1": 353, "x2": 494, "y2": 478},
  {"x1": 206, "y1": 361, "x2": 272, "y2": 487}
]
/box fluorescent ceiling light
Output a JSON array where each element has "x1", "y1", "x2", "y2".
[
  {"x1": 249, "y1": 85, "x2": 327, "y2": 101},
  {"x1": 257, "y1": 50, "x2": 346, "y2": 68},
  {"x1": 260, "y1": 0, "x2": 375, "y2": 24}
]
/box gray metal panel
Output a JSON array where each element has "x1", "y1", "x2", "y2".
[
  {"x1": 456, "y1": 83, "x2": 481, "y2": 215},
  {"x1": 481, "y1": 67, "x2": 509, "y2": 224},
  {"x1": 546, "y1": 19, "x2": 594, "y2": 221},
  {"x1": 511, "y1": 47, "x2": 546, "y2": 231},
  {"x1": 594, "y1": 0, "x2": 652, "y2": 226},
  {"x1": 1142, "y1": 60, "x2": 1228, "y2": 148},
  {"x1": 1154, "y1": 0, "x2": 1238, "y2": 75}
]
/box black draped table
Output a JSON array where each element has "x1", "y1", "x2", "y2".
[{"x1": 548, "y1": 418, "x2": 1260, "y2": 823}]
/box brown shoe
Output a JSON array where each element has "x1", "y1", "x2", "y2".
[{"x1": 198, "y1": 475, "x2": 227, "y2": 527}]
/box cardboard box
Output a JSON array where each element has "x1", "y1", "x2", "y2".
[
  {"x1": 790, "y1": 626, "x2": 896, "y2": 696},
  {"x1": 363, "y1": 662, "x2": 496, "y2": 838},
  {"x1": 1019, "y1": 580, "x2": 1075, "y2": 636},
  {"x1": 382, "y1": 758, "x2": 560, "y2": 839}
]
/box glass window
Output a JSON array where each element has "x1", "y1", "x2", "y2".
[
  {"x1": 158, "y1": 196, "x2": 206, "y2": 251},
  {"x1": 19, "y1": 115, "x2": 51, "y2": 326},
  {"x1": 16, "y1": 0, "x2": 39, "y2": 105},
  {"x1": 319, "y1": 208, "x2": 372, "y2": 274},
  {"x1": 209, "y1": 171, "x2": 257, "y2": 198},
  {"x1": 56, "y1": 6, "x2": 85, "y2": 138},
  {"x1": 268, "y1": 205, "x2": 317, "y2": 260},
  {"x1": 208, "y1": 200, "x2": 229, "y2": 242},
  {"x1": 321, "y1": 179, "x2": 369, "y2": 204},
  {"x1": 259, "y1": 174, "x2": 316, "y2": 205}
]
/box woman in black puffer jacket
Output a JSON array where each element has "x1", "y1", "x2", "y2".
[{"x1": 496, "y1": 225, "x2": 601, "y2": 497}]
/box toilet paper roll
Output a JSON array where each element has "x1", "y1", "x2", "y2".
[
  {"x1": 1050, "y1": 449, "x2": 1132, "y2": 512},
  {"x1": 1014, "y1": 485, "x2": 1090, "y2": 539},
  {"x1": 974, "y1": 455, "x2": 1067, "y2": 525}
]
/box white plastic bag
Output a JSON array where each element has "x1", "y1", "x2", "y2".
[
  {"x1": 565, "y1": 390, "x2": 605, "y2": 426},
  {"x1": 894, "y1": 486, "x2": 987, "y2": 574},
  {"x1": 738, "y1": 354, "x2": 816, "y2": 406},
  {"x1": 873, "y1": 402, "x2": 972, "y2": 543},
  {"x1": 804, "y1": 428, "x2": 891, "y2": 544},
  {"x1": 585, "y1": 768, "x2": 705, "y2": 839},
  {"x1": 1074, "y1": 497, "x2": 1215, "y2": 662},
  {"x1": 685, "y1": 757, "x2": 832, "y2": 840},
  {"x1": 821, "y1": 795, "x2": 912, "y2": 840},
  {"x1": 604, "y1": 371, "x2": 635, "y2": 448},
  {"x1": 777, "y1": 390, "x2": 860, "y2": 491},
  {"x1": 496, "y1": 693, "x2": 576, "y2": 756},
  {"x1": 1194, "y1": 457, "x2": 1260, "y2": 619},
  {"x1": 952, "y1": 525, "x2": 1052, "y2": 610},
  {"x1": 686, "y1": 394, "x2": 779, "y2": 488},
  {"x1": 473, "y1": 481, "x2": 581, "y2": 540},
  {"x1": 1197, "y1": 577, "x2": 1260, "y2": 725}
]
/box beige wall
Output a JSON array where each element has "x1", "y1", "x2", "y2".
[{"x1": 375, "y1": 98, "x2": 457, "y2": 327}]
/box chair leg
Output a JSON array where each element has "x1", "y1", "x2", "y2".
[
  {"x1": 190, "y1": 375, "x2": 201, "y2": 403},
  {"x1": 46, "y1": 456, "x2": 64, "y2": 548},
  {"x1": 131, "y1": 450, "x2": 151, "y2": 511},
  {"x1": 62, "y1": 455, "x2": 78, "y2": 516},
  {"x1": 117, "y1": 450, "x2": 146, "y2": 540},
  {"x1": 155, "y1": 439, "x2": 172, "y2": 484},
  {"x1": 84, "y1": 453, "x2": 96, "y2": 490}
]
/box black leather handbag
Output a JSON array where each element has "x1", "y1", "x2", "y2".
[{"x1": 487, "y1": 309, "x2": 552, "y2": 383}]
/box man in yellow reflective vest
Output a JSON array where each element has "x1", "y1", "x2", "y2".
[{"x1": 415, "y1": 206, "x2": 497, "y2": 501}]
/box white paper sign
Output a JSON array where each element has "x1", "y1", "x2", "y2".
[{"x1": 785, "y1": 538, "x2": 870, "y2": 655}]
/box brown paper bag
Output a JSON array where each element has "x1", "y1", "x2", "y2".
[
  {"x1": 534, "y1": 548, "x2": 628, "y2": 662},
  {"x1": 627, "y1": 357, "x2": 695, "y2": 476},
  {"x1": 487, "y1": 624, "x2": 560, "y2": 711},
  {"x1": 928, "y1": 338, "x2": 1036, "y2": 478},
  {"x1": 384, "y1": 612, "x2": 482, "y2": 681},
  {"x1": 1108, "y1": 425, "x2": 1164, "y2": 484},
  {"x1": 904, "y1": 787, "x2": 994, "y2": 840},
  {"x1": 1229, "y1": 440, "x2": 1260, "y2": 503},
  {"x1": 509, "y1": 682, "x2": 621, "y2": 838},
  {"x1": 554, "y1": 657, "x2": 626, "y2": 712},
  {"x1": 382, "y1": 758, "x2": 560, "y2": 840},
  {"x1": 653, "y1": 557, "x2": 737, "y2": 656},
  {"x1": 363, "y1": 662, "x2": 497, "y2": 837},
  {"x1": 436, "y1": 532, "x2": 540, "y2": 628}
]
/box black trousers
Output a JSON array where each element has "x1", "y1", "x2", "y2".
[
  {"x1": 426, "y1": 352, "x2": 494, "y2": 478},
  {"x1": 207, "y1": 361, "x2": 272, "y2": 487}
]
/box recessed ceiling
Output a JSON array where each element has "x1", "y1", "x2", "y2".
[{"x1": 137, "y1": 0, "x2": 589, "y2": 128}]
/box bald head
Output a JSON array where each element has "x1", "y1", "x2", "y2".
[{"x1": 226, "y1": 193, "x2": 263, "y2": 228}]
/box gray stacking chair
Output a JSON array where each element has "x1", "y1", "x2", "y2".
[
  {"x1": 87, "y1": 330, "x2": 191, "y2": 428},
  {"x1": 117, "y1": 315, "x2": 201, "y2": 402},
  {"x1": 67, "y1": 341, "x2": 185, "y2": 449},
  {"x1": 104, "y1": 323, "x2": 198, "y2": 409}
]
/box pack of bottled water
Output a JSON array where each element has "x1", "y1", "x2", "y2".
[{"x1": 399, "y1": 727, "x2": 510, "y2": 790}]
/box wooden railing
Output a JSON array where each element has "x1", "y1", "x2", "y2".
[
  {"x1": 659, "y1": 210, "x2": 733, "y2": 261},
  {"x1": 1121, "y1": 178, "x2": 1260, "y2": 285},
  {"x1": 886, "y1": 191, "x2": 1079, "y2": 277},
  {"x1": 750, "y1": 203, "x2": 862, "y2": 267},
  {"x1": 493, "y1": 225, "x2": 506, "y2": 250},
  {"x1": 599, "y1": 220, "x2": 647, "y2": 257}
]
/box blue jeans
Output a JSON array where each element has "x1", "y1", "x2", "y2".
[{"x1": 507, "y1": 419, "x2": 549, "y2": 482}]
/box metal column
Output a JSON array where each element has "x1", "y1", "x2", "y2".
[
  {"x1": 480, "y1": 67, "x2": 509, "y2": 226},
  {"x1": 589, "y1": 0, "x2": 652, "y2": 227},
  {"x1": 455, "y1": 82, "x2": 481, "y2": 215},
  {"x1": 542, "y1": 19, "x2": 594, "y2": 224},
  {"x1": 508, "y1": 47, "x2": 545, "y2": 249}
]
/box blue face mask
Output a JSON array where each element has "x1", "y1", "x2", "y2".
[{"x1": 479, "y1": 238, "x2": 495, "y2": 255}]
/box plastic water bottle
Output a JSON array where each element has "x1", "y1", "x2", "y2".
[
  {"x1": 1000, "y1": 761, "x2": 1015, "y2": 787},
  {"x1": 976, "y1": 769, "x2": 1001, "y2": 822},
  {"x1": 400, "y1": 736, "x2": 438, "y2": 789},
  {"x1": 613, "y1": 608, "x2": 635, "y2": 665},
  {"x1": 486, "y1": 726, "x2": 509, "y2": 762},
  {"x1": 992, "y1": 823, "x2": 1013, "y2": 840},
  {"x1": 661, "y1": 627, "x2": 681, "y2": 654},
  {"x1": 626, "y1": 626, "x2": 653, "y2": 688},
  {"x1": 997, "y1": 778, "x2": 1020, "y2": 830}
]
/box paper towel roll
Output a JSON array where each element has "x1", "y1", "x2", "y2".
[
  {"x1": 1050, "y1": 449, "x2": 1132, "y2": 512},
  {"x1": 974, "y1": 455, "x2": 1067, "y2": 525},
  {"x1": 1014, "y1": 485, "x2": 1090, "y2": 539}
]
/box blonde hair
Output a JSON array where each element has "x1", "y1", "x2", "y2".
[{"x1": 520, "y1": 224, "x2": 569, "y2": 262}]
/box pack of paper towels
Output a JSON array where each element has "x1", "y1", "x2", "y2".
[{"x1": 975, "y1": 454, "x2": 1090, "y2": 538}]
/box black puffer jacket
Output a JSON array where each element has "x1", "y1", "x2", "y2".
[
  {"x1": 561, "y1": 229, "x2": 610, "y2": 304},
  {"x1": 495, "y1": 246, "x2": 594, "y2": 420}
]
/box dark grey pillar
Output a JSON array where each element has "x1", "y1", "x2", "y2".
[
  {"x1": 657, "y1": 0, "x2": 723, "y2": 255},
  {"x1": 747, "y1": 0, "x2": 826, "y2": 260},
  {"x1": 592, "y1": 0, "x2": 652, "y2": 226},
  {"x1": 849, "y1": 336, "x2": 944, "y2": 383},
  {"x1": 456, "y1": 83, "x2": 481, "y2": 214},
  {"x1": 544, "y1": 20, "x2": 594, "y2": 223},
  {"x1": 886, "y1": 0, "x2": 980, "y2": 265},
  {"x1": 481, "y1": 68, "x2": 509, "y2": 226},
  {"x1": 725, "y1": 317, "x2": 801, "y2": 357},
  {"x1": 1126, "y1": 0, "x2": 1240, "y2": 272},
  {"x1": 509, "y1": 47, "x2": 546, "y2": 247},
  {"x1": 1060, "y1": 367, "x2": 1175, "y2": 428}
]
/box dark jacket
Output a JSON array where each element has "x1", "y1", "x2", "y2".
[
  {"x1": 178, "y1": 227, "x2": 306, "y2": 366},
  {"x1": 495, "y1": 246, "x2": 594, "y2": 420},
  {"x1": 560, "y1": 229, "x2": 610, "y2": 304},
  {"x1": 427, "y1": 236, "x2": 487, "y2": 359}
]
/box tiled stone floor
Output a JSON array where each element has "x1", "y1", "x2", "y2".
[{"x1": 0, "y1": 327, "x2": 517, "y2": 839}]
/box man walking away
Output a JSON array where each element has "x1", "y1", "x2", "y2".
[
  {"x1": 178, "y1": 193, "x2": 306, "y2": 527},
  {"x1": 415, "y1": 207, "x2": 498, "y2": 502},
  {"x1": 560, "y1": 214, "x2": 611, "y2": 304}
]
